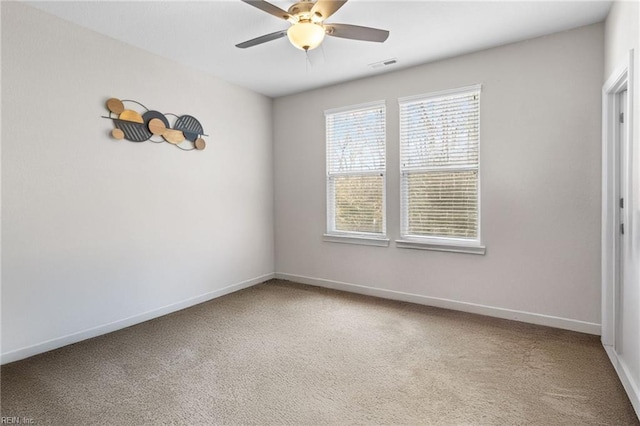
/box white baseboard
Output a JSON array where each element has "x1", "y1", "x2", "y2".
[
  {"x1": 1, "y1": 273, "x2": 275, "y2": 365},
  {"x1": 275, "y1": 272, "x2": 601, "y2": 335},
  {"x1": 603, "y1": 344, "x2": 640, "y2": 419}
]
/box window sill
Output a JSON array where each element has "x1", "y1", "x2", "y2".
[
  {"x1": 323, "y1": 234, "x2": 390, "y2": 247},
  {"x1": 395, "y1": 239, "x2": 486, "y2": 255}
]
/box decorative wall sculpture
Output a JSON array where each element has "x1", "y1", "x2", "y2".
[{"x1": 103, "y1": 98, "x2": 207, "y2": 151}]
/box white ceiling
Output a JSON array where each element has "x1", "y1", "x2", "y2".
[{"x1": 26, "y1": 0, "x2": 611, "y2": 97}]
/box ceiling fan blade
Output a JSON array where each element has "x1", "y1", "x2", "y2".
[
  {"x1": 311, "y1": 0, "x2": 348, "y2": 20},
  {"x1": 241, "y1": 0, "x2": 293, "y2": 21},
  {"x1": 324, "y1": 24, "x2": 389, "y2": 43},
  {"x1": 236, "y1": 30, "x2": 288, "y2": 49}
]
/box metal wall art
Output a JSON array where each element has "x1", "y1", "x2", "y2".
[{"x1": 103, "y1": 98, "x2": 207, "y2": 151}]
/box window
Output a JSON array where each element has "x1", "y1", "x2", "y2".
[
  {"x1": 325, "y1": 101, "x2": 388, "y2": 246},
  {"x1": 398, "y1": 85, "x2": 484, "y2": 254}
]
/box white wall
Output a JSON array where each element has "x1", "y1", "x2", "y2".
[
  {"x1": 604, "y1": 0, "x2": 640, "y2": 415},
  {"x1": 274, "y1": 24, "x2": 604, "y2": 333},
  {"x1": 1, "y1": 2, "x2": 274, "y2": 363}
]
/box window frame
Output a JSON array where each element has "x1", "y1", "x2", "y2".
[
  {"x1": 324, "y1": 100, "x2": 389, "y2": 247},
  {"x1": 396, "y1": 85, "x2": 485, "y2": 255}
]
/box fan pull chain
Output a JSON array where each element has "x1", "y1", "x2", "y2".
[{"x1": 305, "y1": 50, "x2": 312, "y2": 72}]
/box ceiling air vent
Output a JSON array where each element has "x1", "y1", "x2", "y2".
[{"x1": 369, "y1": 58, "x2": 398, "y2": 69}]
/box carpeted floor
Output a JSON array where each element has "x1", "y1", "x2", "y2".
[{"x1": 1, "y1": 279, "x2": 638, "y2": 425}]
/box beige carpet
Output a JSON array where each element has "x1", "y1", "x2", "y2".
[{"x1": 1, "y1": 279, "x2": 637, "y2": 425}]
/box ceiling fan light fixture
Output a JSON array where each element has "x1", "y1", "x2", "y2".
[{"x1": 287, "y1": 21, "x2": 325, "y2": 51}]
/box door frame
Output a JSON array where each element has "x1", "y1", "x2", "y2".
[{"x1": 602, "y1": 49, "x2": 634, "y2": 348}]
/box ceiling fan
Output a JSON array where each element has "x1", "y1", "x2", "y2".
[{"x1": 236, "y1": 0, "x2": 390, "y2": 52}]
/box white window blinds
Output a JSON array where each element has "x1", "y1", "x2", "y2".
[
  {"x1": 399, "y1": 86, "x2": 480, "y2": 240},
  {"x1": 326, "y1": 102, "x2": 386, "y2": 235}
]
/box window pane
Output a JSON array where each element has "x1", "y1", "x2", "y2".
[
  {"x1": 405, "y1": 170, "x2": 478, "y2": 238},
  {"x1": 400, "y1": 87, "x2": 480, "y2": 241},
  {"x1": 327, "y1": 107, "x2": 386, "y2": 173},
  {"x1": 326, "y1": 102, "x2": 386, "y2": 236},
  {"x1": 401, "y1": 92, "x2": 479, "y2": 169},
  {"x1": 334, "y1": 174, "x2": 383, "y2": 234}
]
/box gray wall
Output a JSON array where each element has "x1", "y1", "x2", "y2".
[
  {"x1": 274, "y1": 23, "x2": 604, "y2": 332},
  {"x1": 1, "y1": 2, "x2": 274, "y2": 361}
]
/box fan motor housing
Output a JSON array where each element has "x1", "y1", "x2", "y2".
[{"x1": 288, "y1": 1, "x2": 320, "y2": 21}]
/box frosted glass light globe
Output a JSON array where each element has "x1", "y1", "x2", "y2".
[{"x1": 287, "y1": 22, "x2": 326, "y2": 51}]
